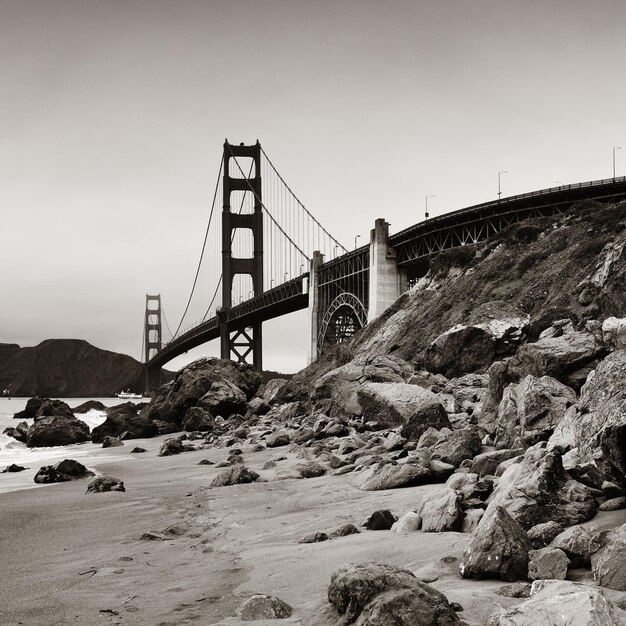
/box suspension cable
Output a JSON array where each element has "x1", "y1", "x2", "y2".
[
  {"x1": 260, "y1": 145, "x2": 348, "y2": 253},
  {"x1": 170, "y1": 155, "x2": 224, "y2": 338},
  {"x1": 227, "y1": 144, "x2": 309, "y2": 260}
]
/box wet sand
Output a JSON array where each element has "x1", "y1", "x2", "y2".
[{"x1": 0, "y1": 436, "x2": 596, "y2": 625}]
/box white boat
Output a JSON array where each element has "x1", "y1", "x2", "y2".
[{"x1": 117, "y1": 390, "x2": 143, "y2": 400}]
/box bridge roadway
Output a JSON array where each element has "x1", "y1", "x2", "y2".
[{"x1": 148, "y1": 175, "x2": 626, "y2": 370}]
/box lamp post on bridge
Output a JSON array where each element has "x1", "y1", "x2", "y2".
[
  {"x1": 613, "y1": 146, "x2": 621, "y2": 180},
  {"x1": 498, "y1": 170, "x2": 508, "y2": 201},
  {"x1": 354, "y1": 234, "x2": 361, "y2": 250},
  {"x1": 425, "y1": 195, "x2": 435, "y2": 220}
]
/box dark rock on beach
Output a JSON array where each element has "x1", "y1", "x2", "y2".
[
  {"x1": 27, "y1": 414, "x2": 91, "y2": 447},
  {"x1": 34, "y1": 459, "x2": 94, "y2": 483},
  {"x1": 86, "y1": 475, "x2": 125, "y2": 493},
  {"x1": 91, "y1": 403, "x2": 158, "y2": 443}
]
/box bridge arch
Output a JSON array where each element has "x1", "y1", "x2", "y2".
[{"x1": 317, "y1": 292, "x2": 368, "y2": 355}]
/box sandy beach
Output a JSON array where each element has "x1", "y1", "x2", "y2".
[{"x1": 0, "y1": 434, "x2": 538, "y2": 626}]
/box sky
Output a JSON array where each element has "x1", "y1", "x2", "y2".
[{"x1": 2, "y1": 0, "x2": 626, "y2": 373}]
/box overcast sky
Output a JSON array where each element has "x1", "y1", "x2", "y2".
[{"x1": 2, "y1": 0, "x2": 626, "y2": 373}]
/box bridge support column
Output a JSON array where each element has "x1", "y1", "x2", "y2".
[
  {"x1": 368, "y1": 218, "x2": 407, "y2": 323},
  {"x1": 307, "y1": 250, "x2": 324, "y2": 365},
  {"x1": 143, "y1": 294, "x2": 163, "y2": 395}
]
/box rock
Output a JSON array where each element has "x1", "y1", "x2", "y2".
[
  {"x1": 527, "y1": 547, "x2": 569, "y2": 581},
  {"x1": 35, "y1": 399, "x2": 75, "y2": 419},
  {"x1": 262, "y1": 378, "x2": 288, "y2": 403},
  {"x1": 431, "y1": 428, "x2": 482, "y2": 468},
  {"x1": 358, "y1": 382, "x2": 448, "y2": 430},
  {"x1": 484, "y1": 444, "x2": 597, "y2": 529},
  {"x1": 130, "y1": 447, "x2": 146, "y2": 454},
  {"x1": 298, "y1": 461, "x2": 326, "y2": 478},
  {"x1": 575, "y1": 350, "x2": 626, "y2": 486},
  {"x1": 102, "y1": 436, "x2": 124, "y2": 448},
  {"x1": 26, "y1": 415, "x2": 91, "y2": 447},
  {"x1": 362, "y1": 509, "x2": 396, "y2": 530},
  {"x1": 239, "y1": 594, "x2": 292, "y2": 620},
  {"x1": 526, "y1": 521, "x2": 564, "y2": 549},
  {"x1": 330, "y1": 524, "x2": 361, "y2": 538},
  {"x1": 246, "y1": 396, "x2": 270, "y2": 416},
  {"x1": 299, "y1": 531, "x2": 328, "y2": 543},
  {"x1": 355, "y1": 587, "x2": 463, "y2": 626},
  {"x1": 158, "y1": 437, "x2": 192, "y2": 457},
  {"x1": 181, "y1": 406, "x2": 215, "y2": 432},
  {"x1": 12, "y1": 396, "x2": 44, "y2": 420},
  {"x1": 550, "y1": 525, "x2": 598, "y2": 567},
  {"x1": 210, "y1": 466, "x2": 259, "y2": 487},
  {"x1": 508, "y1": 325, "x2": 601, "y2": 383},
  {"x1": 86, "y1": 475, "x2": 125, "y2": 493},
  {"x1": 91, "y1": 403, "x2": 158, "y2": 443},
  {"x1": 493, "y1": 375, "x2": 576, "y2": 448},
  {"x1": 591, "y1": 522, "x2": 626, "y2": 591},
  {"x1": 391, "y1": 512, "x2": 422, "y2": 533},
  {"x1": 2, "y1": 420, "x2": 29, "y2": 443},
  {"x1": 546, "y1": 405, "x2": 578, "y2": 452},
  {"x1": 419, "y1": 487, "x2": 464, "y2": 532},
  {"x1": 152, "y1": 419, "x2": 180, "y2": 435},
  {"x1": 461, "y1": 508, "x2": 484, "y2": 533},
  {"x1": 359, "y1": 462, "x2": 432, "y2": 491},
  {"x1": 599, "y1": 496, "x2": 626, "y2": 511},
  {"x1": 312, "y1": 355, "x2": 413, "y2": 418},
  {"x1": 428, "y1": 459, "x2": 456, "y2": 481},
  {"x1": 328, "y1": 562, "x2": 461, "y2": 625},
  {"x1": 602, "y1": 316, "x2": 626, "y2": 352},
  {"x1": 2, "y1": 464, "x2": 27, "y2": 473},
  {"x1": 72, "y1": 400, "x2": 106, "y2": 413},
  {"x1": 470, "y1": 449, "x2": 523, "y2": 477},
  {"x1": 266, "y1": 431, "x2": 291, "y2": 448},
  {"x1": 142, "y1": 357, "x2": 261, "y2": 425},
  {"x1": 488, "y1": 579, "x2": 626, "y2": 625},
  {"x1": 495, "y1": 583, "x2": 531, "y2": 598},
  {"x1": 460, "y1": 505, "x2": 530, "y2": 581},
  {"x1": 401, "y1": 408, "x2": 453, "y2": 442}
]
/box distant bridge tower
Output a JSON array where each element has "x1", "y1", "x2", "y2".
[
  {"x1": 219, "y1": 141, "x2": 263, "y2": 371},
  {"x1": 144, "y1": 294, "x2": 162, "y2": 392}
]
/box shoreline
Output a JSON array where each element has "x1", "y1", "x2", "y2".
[{"x1": 0, "y1": 433, "x2": 516, "y2": 626}]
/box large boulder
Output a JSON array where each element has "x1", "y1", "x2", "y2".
[
  {"x1": 210, "y1": 466, "x2": 259, "y2": 487},
  {"x1": 487, "y1": 579, "x2": 626, "y2": 625},
  {"x1": 312, "y1": 354, "x2": 413, "y2": 417},
  {"x1": 142, "y1": 357, "x2": 261, "y2": 425},
  {"x1": 424, "y1": 306, "x2": 529, "y2": 378},
  {"x1": 34, "y1": 459, "x2": 94, "y2": 483},
  {"x1": 591, "y1": 522, "x2": 626, "y2": 591},
  {"x1": 26, "y1": 415, "x2": 90, "y2": 447},
  {"x1": 483, "y1": 444, "x2": 597, "y2": 529},
  {"x1": 181, "y1": 406, "x2": 215, "y2": 432},
  {"x1": 419, "y1": 487, "x2": 464, "y2": 532},
  {"x1": 431, "y1": 428, "x2": 482, "y2": 468},
  {"x1": 358, "y1": 382, "x2": 448, "y2": 430},
  {"x1": 327, "y1": 562, "x2": 461, "y2": 625},
  {"x1": 2, "y1": 420, "x2": 29, "y2": 443},
  {"x1": 359, "y1": 461, "x2": 432, "y2": 491},
  {"x1": 527, "y1": 547, "x2": 569, "y2": 581},
  {"x1": 508, "y1": 322, "x2": 601, "y2": 383},
  {"x1": 494, "y1": 375, "x2": 576, "y2": 448},
  {"x1": 12, "y1": 396, "x2": 45, "y2": 420},
  {"x1": 602, "y1": 317, "x2": 626, "y2": 352},
  {"x1": 35, "y1": 398, "x2": 75, "y2": 419},
  {"x1": 239, "y1": 594, "x2": 292, "y2": 620},
  {"x1": 460, "y1": 505, "x2": 530, "y2": 581},
  {"x1": 91, "y1": 403, "x2": 158, "y2": 443},
  {"x1": 575, "y1": 350, "x2": 626, "y2": 486}
]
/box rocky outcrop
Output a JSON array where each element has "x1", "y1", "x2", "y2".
[
  {"x1": 142, "y1": 357, "x2": 261, "y2": 426},
  {"x1": 575, "y1": 350, "x2": 626, "y2": 486}
]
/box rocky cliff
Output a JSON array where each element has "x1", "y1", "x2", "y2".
[{"x1": 0, "y1": 339, "x2": 147, "y2": 397}]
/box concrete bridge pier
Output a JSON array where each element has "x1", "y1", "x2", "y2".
[
  {"x1": 368, "y1": 218, "x2": 407, "y2": 323},
  {"x1": 307, "y1": 250, "x2": 324, "y2": 364}
]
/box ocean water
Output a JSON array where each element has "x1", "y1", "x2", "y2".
[{"x1": 0, "y1": 397, "x2": 140, "y2": 468}]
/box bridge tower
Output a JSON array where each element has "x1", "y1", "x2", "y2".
[
  {"x1": 144, "y1": 293, "x2": 162, "y2": 392},
  {"x1": 220, "y1": 141, "x2": 263, "y2": 371}
]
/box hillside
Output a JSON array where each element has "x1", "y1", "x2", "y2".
[{"x1": 0, "y1": 339, "x2": 147, "y2": 397}]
